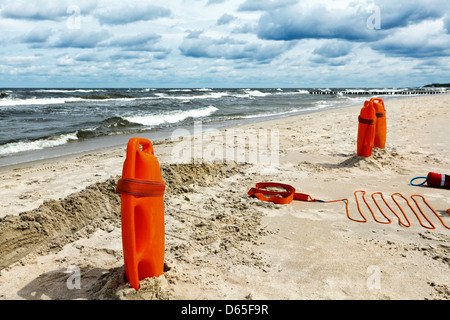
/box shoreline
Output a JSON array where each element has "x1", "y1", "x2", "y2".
[
  {"x1": 0, "y1": 94, "x2": 449, "y2": 300},
  {"x1": 0, "y1": 93, "x2": 414, "y2": 169}
]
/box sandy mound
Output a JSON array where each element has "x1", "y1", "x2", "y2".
[
  {"x1": 0, "y1": 162, "x2": 272, "y2": 299},
  {"x1": 0, "y1": 179, "x2": 121, "y2": 271}
]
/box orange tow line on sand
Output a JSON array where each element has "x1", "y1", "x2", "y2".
[
  {"x1": 248, "y1": 182, "x2": 450, "y2": 230},
  {"x1": 116, "y1": 138, "x2": 165, "y2": 291}
]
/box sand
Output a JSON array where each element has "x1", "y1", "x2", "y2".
[{"x1": 0, "y1": 95, "x2": 449, "y2": 300}]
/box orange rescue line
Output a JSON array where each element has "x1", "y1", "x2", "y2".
[
  {"x1": 116, "y1": 137, "x2": 166, "y2": 291},
  {"x1": 248, "y1": 183, "x2": 450, "y2": 230}
]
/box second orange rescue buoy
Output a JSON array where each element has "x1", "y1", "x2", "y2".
[
  {"x1": 357, "y1": 100, "x2": 376, "y2": 157},
  {"x1": 371, "y1": 98, "x2": 386, "y2": 149},
  {"x1": 116, "y1": 137, "x2": 166, "y2": 291}
]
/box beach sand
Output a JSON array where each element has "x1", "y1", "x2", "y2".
[{"x1": 0, "y1": 95, "x2": 449, "y2": 300}]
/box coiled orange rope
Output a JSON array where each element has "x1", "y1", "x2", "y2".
[
  {"x1": 248, "y1": 183, "x2": 450, "y2": 230},
  {"x1": 324, "y1": 191, "x2": 450, "y2": 230}
]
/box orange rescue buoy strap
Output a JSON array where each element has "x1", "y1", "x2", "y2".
[
  {"x1": 358, "y1": 116, "x2": 374, "y2": 125},
  {"x1": 116, "y1": 178, "x2": 165, "y2": 197},
  {"x1": 248, "y1": 182, "x2": 319, "y2": 205}
]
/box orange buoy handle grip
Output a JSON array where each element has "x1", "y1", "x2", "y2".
[{"x1": 127, "y1": 137, "x2": 154, "y2": 158}]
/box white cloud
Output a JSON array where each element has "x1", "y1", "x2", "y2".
[{"x1": 0, "y1": 0, "x2": 448, "y2": 87}]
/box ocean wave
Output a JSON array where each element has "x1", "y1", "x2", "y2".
[
  {"x1": 243, "y1": 89, "x2": 272, "y2": 97},
  {"x1": 0, "y1": 97, "x2": 85, "y2": 107},
  {"x1": 80, "y1": 93, "x2": 134, "y2": 100},
  {"x1": 0, "y1": 132, "x2": 78, "y2": 156},
  {"x1": 33, "y1": 89, "x2": 107, "y2": 93},
  {"x1": 75, "y1": 117, "x2": 139, "y2": 140},
  {"x1": 154, "y1": 92, "x2": 230, "y2": 100},
  {"x1": 168, "y1": 89, "x2": 192, "y2": 92},
  {"x1": 0, "y1": 94, "x2": 144, "y2": 107},
  {"x1": 125, "y1": 105, "x2": 218, "y2": 127},
  {"x1": 314, "y1": 100, "x2": 333, "y2": 108},
  {"x1": 239, "y1": 108, "x2": 301, "y2": 119}
]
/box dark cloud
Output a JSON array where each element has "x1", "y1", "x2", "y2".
[
  {"x1": 106, "y1": 33, "x2": 170, "y2": 53},
  {"x1": 217, "y1": 14, "x2": 237, "y2": 26},
  {"x1": 1, "y1": 0, "x2": 97, "y2": 21},
  {"x1": 256, "y1": 4, "x2": 382, "y2": 42},
  {"x1": 371, "y1": 36, "x2": 450, "y2": 58},
  {"x1": 373, "y1": 0, "x2": 449, "y2": 29},
  {"x1": 109, "y1": 51, "x2": 144, "y2": 61},
  {"x1": 96, "y1": 4, "x2": 171, "y2": 25},
  {"x1": 238, "y1": 0, "x2": 298, "y2": 12},
  {"x1": 256, "y1": 1, "x2": 450, "y2": 43},
  {"x1": 179, "y1": 35, "x2": 291, "y2": 63},
  {"x1": 108, "y1": 33, "x2": 161, "y2": 47},
  {"x1": 21, "y1": 27, "x2": 53, "y2": 44},
  {"x1": 73, "y1": 52, "x2": 102, "y2": 62},
  {"x1": 207, "y1": 0, "x2": 227, "y2": 5},
  {"x1": 313, "y1": 41, "x2": 353, "y2": 58},
  {"x1": 185, "y1": 30, "x2": 204, "y2": 39},
  {"x1": 53, "y1": 29, "x2": 110, "y2": 49},
  {"x1": 232, "y1": 24, "x2": 257, "y2": 34},
  {"x1": 444, "y1": 15, "x2": 450, "y2": 34},
  {"x1": 309, "y1": 55, "x2": 350, "y2": 67},
  {"x1": 310, "y1": 41, "x2": 353, "y2": 66}
]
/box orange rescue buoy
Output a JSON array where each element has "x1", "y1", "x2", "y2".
[
  {"x1": 357, "y1": 100, "x2": 376, "y2": 157},
  {"x1": 371, "y1": 98, "x2": 386, "y2": 149},
  {"x1": 116, "y1": 137, "x2": 165, "y2": 291}
]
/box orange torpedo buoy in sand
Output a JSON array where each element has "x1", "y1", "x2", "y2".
[
  {"x1": 115, "y1": 137, "x2": 165, "y2": 291},
  {"x1": 357, "y1": 100, "x2": 376, "y2": 157},
  {"x1": 371, "y1": 98, "x2": 386, "y2": 149}
]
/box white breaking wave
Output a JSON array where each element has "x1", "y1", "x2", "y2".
[
  {"x1": 0, "y1": 132, "x2": 78, "y2": 156},
  {"x1": 240, "y1": 108, "x2": 300, "y2": 119},
  {"x1": 125, "y1": 105, "x2": 218, "y2": 127},
  {"x1": 0, "y1": 97, "x2": 85, "y2": 107},
  {"x1": 0, "y1": 95, "x2": 149, "y2": 107},
  {"x1": 33, "y1": 89, "x2": 106, "y2": 93},
  {"x1": 155, "y1": 91, "x2": 230, "y2": 100},
  {"x1": 243, "y1": 89, "x2": 272, "y2": 97}
]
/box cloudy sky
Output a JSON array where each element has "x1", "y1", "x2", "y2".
[{"x1": 1, "y1": 0, "x2": 449, "y2": 88}]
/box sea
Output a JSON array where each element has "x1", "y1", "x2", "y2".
[{"x1": 0, "y1": 87, "x2": 446, "y2": 167}]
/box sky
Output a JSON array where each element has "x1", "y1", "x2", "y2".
[{"x1": 0, "y1": 0, "x2": 449, "y2": 88}]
